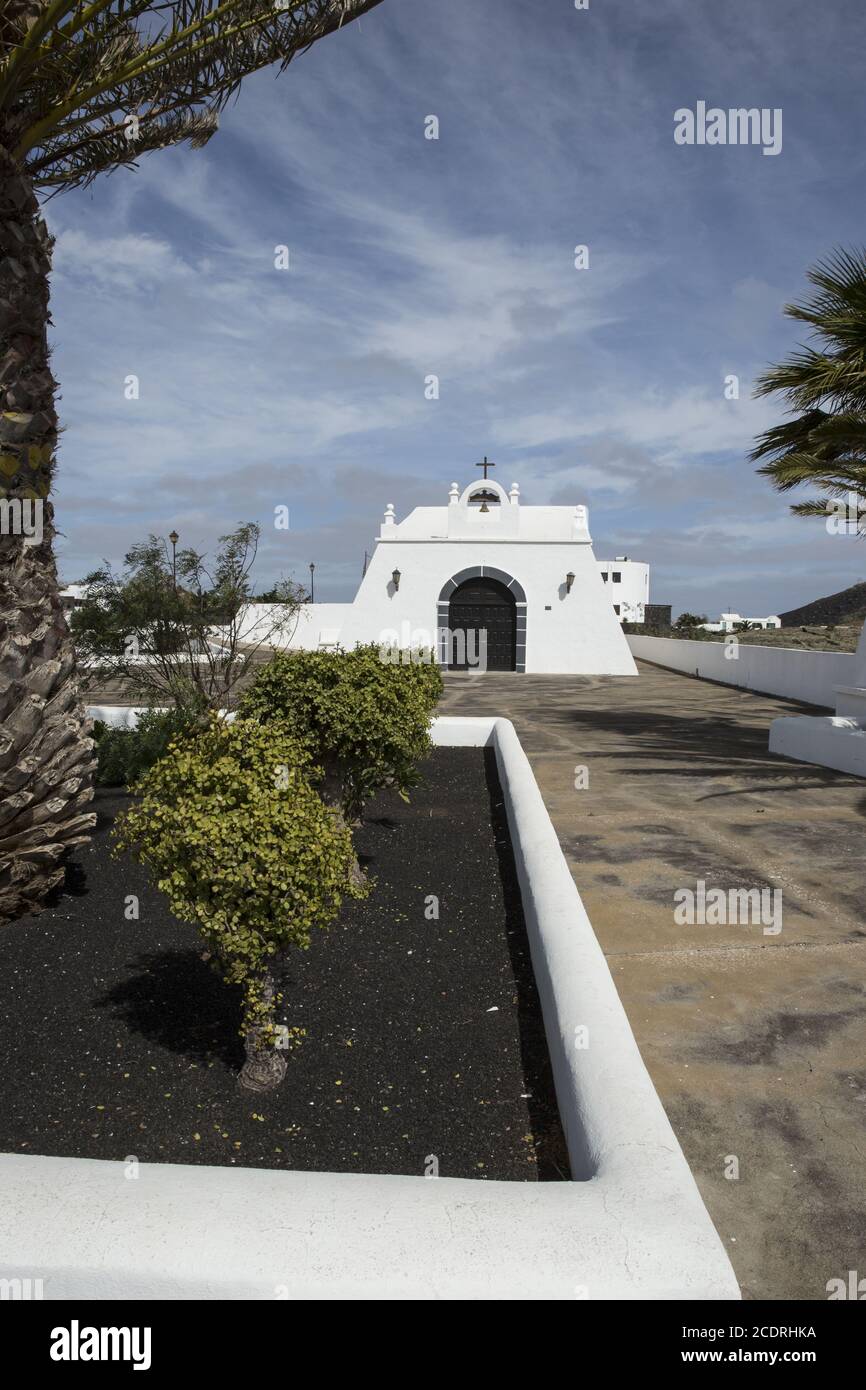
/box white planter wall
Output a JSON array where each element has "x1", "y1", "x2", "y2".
[
  {"x1": 627, "y1": 634, "x2": 857, "y2": 709},
  {"x1": 2, "y1": 714, "x2": 738, "y2": 1299}
]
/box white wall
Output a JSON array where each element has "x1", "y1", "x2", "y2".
[
  {"x1": 232, "y1": 487, "x2": 638, "y2": 675},
  {"x1": 239, "y1": 603, "x2": 354, "y2": 650},
  {"x1": 770, "y1": 714, "x2": 866, "y2": 776},
  {"x1": 596, "y1": 560, "x2": 649, "y2": 623},
  {"x1": 338, "y1": 539, "x2": 637, "y2": 675},
  {"x1": 627, "y1": 634, "x2": 857, "y2": 709}
]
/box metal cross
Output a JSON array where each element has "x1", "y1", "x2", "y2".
[{"x1": 476, "y1": 455, "x2": 495, "y2": 480}]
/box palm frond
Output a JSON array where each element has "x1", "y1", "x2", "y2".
[
  {"x1": 35, "y1": 104, "x2": 218, "y2": 187},
  {"x1": 789, "y1": 497, "x2": 843, "y2": 517},
  {"x1": 751, "y1": 247, "x2": 866, "y2": 529},
  {"x1": 1, "y1": 2, "x2": 383, "y2": 188}
]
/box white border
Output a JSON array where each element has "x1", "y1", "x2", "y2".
[
  {"x1": 0, "y1": 716, "x2": 739, "y2": 1300},
  {"x1": 770, "y1": 713, "x2": 866, "y2": 777}
]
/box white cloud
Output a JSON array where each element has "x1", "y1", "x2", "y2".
[
  {"x1": 495, "y1": 386, "x2": 777, "y2": 461},
  {"x1": 52, "y1": 228, "x2": 194, "y2": 293}
]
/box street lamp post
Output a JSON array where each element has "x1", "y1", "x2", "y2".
[
  {"x1": 169, "y1": 530, "x2": 179, "y2": 593},
  {"x1": 309, "y1": 562, "x2": 315, "y2": 603}
]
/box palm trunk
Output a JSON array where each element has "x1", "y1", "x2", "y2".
[
  {"x1": 238, "y1": 970, "x2": 288, "y2": 1092},
  {"x1": 0, "y1": 141, "x2": 96, "y2": 921}
]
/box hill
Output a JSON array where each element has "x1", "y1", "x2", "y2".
[{"x1": 779, "y1": 581, "x2": 866, "y2": 628}]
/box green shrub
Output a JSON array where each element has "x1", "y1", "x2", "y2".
[
  {"x1": 92, "y1": 706, "x2": 199, "y2": 787},
  {"x1": 113, "y1": 716, "x2": 366, "y2": 1091},
  {"x1": 239, "y1": 645, "x2": 444, "y2": 821}
]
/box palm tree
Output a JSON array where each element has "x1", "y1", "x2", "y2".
[
  {"x1": 0, "y1": 1, "x2": 382, "y2": 920},
  {"x1": 751, "y1": 247, "x2": 866, "y2": 528}
]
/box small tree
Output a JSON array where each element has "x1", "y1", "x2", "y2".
[
  {"x1": 673, "y1": 612, "x2": 708, "y2": 631},
  {"x1": 114, "y1": 716, "x2": 366, "y2": 1091},
  {"x1": 72, "y1": 522, "x2": 304, "y2": 716},
  {"x1": 239, "y1": 645, "x2": 443, "y2": 829},
  {"x1": 0, "y1": 0, "x2": 383, "y2": 921}
]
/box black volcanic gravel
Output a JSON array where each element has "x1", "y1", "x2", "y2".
[{"x1": 0, "y1": 749, "x2": 569, "y2": 1181}]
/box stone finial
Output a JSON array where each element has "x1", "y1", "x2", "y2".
[
  {"x1": 449, "y1": 482, "x2": 459, "y2": 505},
  {"x1": 383, "y1": 503, "x2": 396, "y2": 525},
  {"x1": 509, "y1": 482, "x2": 520, "y2": 504}
]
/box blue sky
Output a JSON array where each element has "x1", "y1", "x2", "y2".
[{"x1": 48, "y1": 0, "x2": 866, "y2": 617}]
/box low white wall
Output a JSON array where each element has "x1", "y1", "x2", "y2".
[
  {"x1": 627, "y1": 634, "x2": 857, "y2": 709},
  {"x1": 87, "y1": 707, "x2": 242, "y2": 728},
  {"x1": 770, "y1": 714, "x2": 866, "y2": 777},
  {"x1": 239, "y1": 603, "x2": 353, "y2": 651},
  {"x1": 87, "y1": 705, "x2": 152, "y2": 728},
  {"x1": 1, "y1": 715, "x2": 738, "y2": 1299}
]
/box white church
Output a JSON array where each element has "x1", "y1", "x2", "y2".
[{"x1": 259, "y1": 469, "x2": 641, "y2": 675}]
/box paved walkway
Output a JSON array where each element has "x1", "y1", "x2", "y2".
[{"x1": 438, "y1": 662, "x2": 866, "y2": 1301}]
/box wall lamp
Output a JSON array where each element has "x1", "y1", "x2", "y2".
[
  {"x1": 392, "y1": 569, "x2": 401, "y2": 591},
  {"x1": 565, "y1": 572, "x2": 575, "y2": 593}
]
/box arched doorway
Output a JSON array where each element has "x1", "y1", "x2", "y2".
[{"x1": 448, "y1": 576, "x2": 516, "y2": 671}]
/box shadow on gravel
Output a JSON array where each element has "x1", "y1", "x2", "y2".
[
  {"x1": 95, "y1": 949, "x2": 245, "y2": 1071},
  {"x1": 564, "y1": 704, "x2": 864, "y2": 791}
]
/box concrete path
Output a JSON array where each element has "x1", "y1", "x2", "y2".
[{"x1": 438, "y1": 662, "x2": 866, "y2": 1301}]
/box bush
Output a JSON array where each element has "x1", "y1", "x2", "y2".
[
  {"x1": 72, "y1": 522, "x2": 305, "y2": 716},
  {"x1": 113, "y1": 716, "x2": 366, "y2": 1090},
  {"x1": 239, "y1": 645, "x2": 443, "y2": 822},
  {"x1": 92, "y1": 707, "x2": 199, "y2": 787}
]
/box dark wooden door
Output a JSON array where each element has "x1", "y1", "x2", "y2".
[{"x1": 448, "y1": 577, "x2": 516, "y2": 671}]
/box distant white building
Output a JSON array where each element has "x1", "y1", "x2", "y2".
[
  {"x1": 59, "y1": 583, "x2": 87, "y2": 612},
  {"x1": 597, "y1": 557, "x2": 649, "y2": 624},
  {"x1": 249, "y1": 473, "x2": 638, "y2": 675},
  {"x1": 699, "y1": 612, "x2": 781, "y2": 634}
]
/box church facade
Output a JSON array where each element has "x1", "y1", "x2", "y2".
[{"x1": 266, "y1": 475, "x2": 639, "y2": 675}]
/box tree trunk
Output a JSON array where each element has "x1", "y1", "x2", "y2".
[
  {"x1": 238, "y1": 970, "x2": 288, "y2": 1092},
  {"x1": 0, "y1": 141, "x2": 96, "y2": 921},
  {"x1": 320, "y1": 757, "x2": 366, "y2": 888}
]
